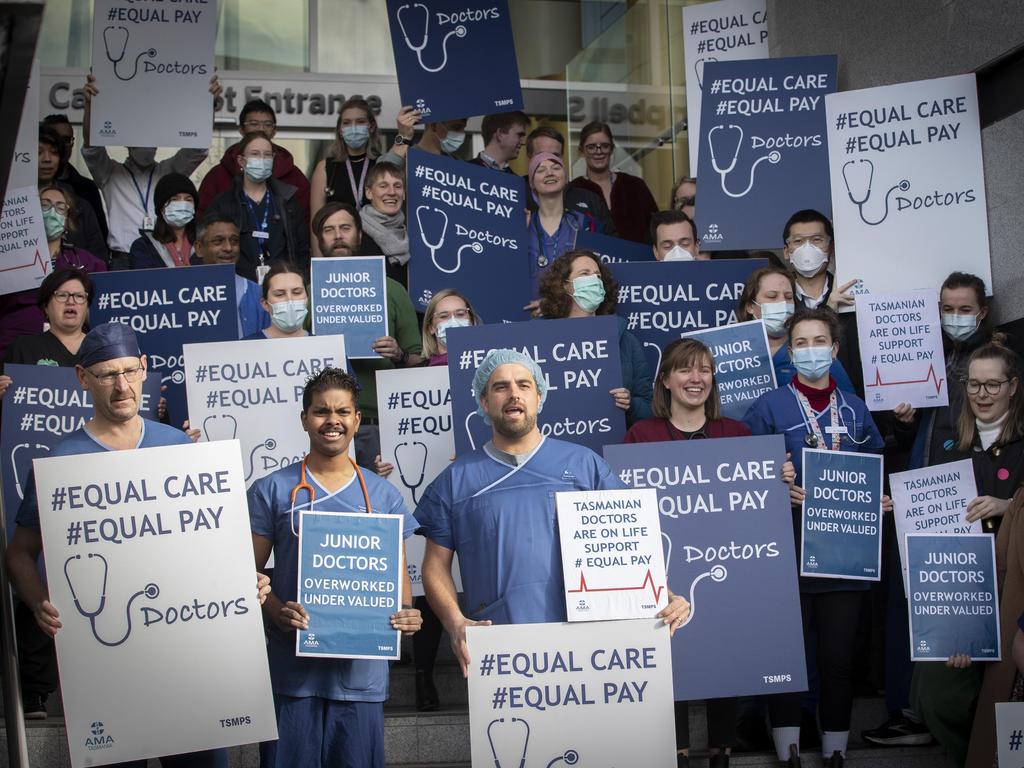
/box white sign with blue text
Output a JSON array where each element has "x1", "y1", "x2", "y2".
[
  {"x1": 35, "y1": 441, "x2": 277, "y2": 767},
  {"x1": 467, "y1": 619, "x2": 676, "y2": 768},
  {"x1": 995, "y1": 703, "x2": 1024, "y2": 768},
  {"x1": 310, "y1": 256, "x2": 388, "y2": 359}
]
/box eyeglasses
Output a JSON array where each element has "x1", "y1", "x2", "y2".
[
  {"x1": 785, "y1": 234, "x2": 830, "y2": 249},
  {"x1": 674, "y1": 195, "x2": 696, "y2": 208},
  {"x1": 964, "y1": 378, "x2": 1012, "y2": 396},
  {"x1": 243, "y1": 120, "x2": 275, "y2": 131},
  {"x1": 435, "y1": 309, "x2": 471, "y2": 322},
  {"x1": 52, "y1": 290, "x2": 88, "y2": 305},
  {"x1": 583, "y1": 142, "x2": 613, "y2": 154},
  {"x1": 85, "y1": 365, "x2": 145, "y2": 385},
  {"x1": 40, "y1": 200, "x2": 70, "y2": 214}
]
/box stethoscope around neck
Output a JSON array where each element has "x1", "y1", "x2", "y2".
[
  {"x1": 789, "y1": 383, "x2": 872, "y2": 446},
  {"x1": 708, "y1": 124, "x2": 781, "y2": 198},
  {"x1": 395, "y1": 2, "x2": 468, "y2": 73},
  {"x1": 63, "y1": 553, "x2": 160, "y2": 647},
  {"x1": 289, "y1": 456, "x2": 373, "y2": 537}
]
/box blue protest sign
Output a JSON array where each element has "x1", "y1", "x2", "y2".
[
  {"x1": 577, "y1": 230, "x2": 655, "y2": 264},
  {"x1": 800, "y1": 449, "x2": 883, "y2": 581},
  {"x1": 296, "y1": 511, "x2": 403, "y2": 660},
  {"x1": 445, "y1": 316, "x2": 625, "y2": 455},
  {"x1": 695, "y1": 55, "x2": 837, "y2": 250},
  {"x1": 683, "y1": 320, "x2": 776, "y2": 420},
  {"x1": 310, "y1": 256, "x2": 388, "y2": 359},
  {"x1": 386, "y1": 0, "x2": 523, "y2": 124},
  {"x1": 407, "y1": 149, "x2": 530, "y2": 323},
  {"x1": 89, "y1": 264, "x2": 237, "y2": 424},
  {"x1": 907, "y1": 533, "x2": 999, "y2": 661},
  {"x1": 609, "y1": 258, "x2": 765, "y2": 375},
  {"x1": 603, "y1": 436, "x2": 807, "y2": 699},
  {"x1": 0, "y1": 364, "x2": 160, "y2": 539}
]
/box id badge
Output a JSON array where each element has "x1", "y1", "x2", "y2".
[
  {"x1": 256, "y1": 264, "x2": 270, "y2": 284},
  {"x1": 142, "y1": 215, "x2": 154, "y2": 231},
  {"x1": 252, "y1": 231, "x2": 270, "y2": 241}
]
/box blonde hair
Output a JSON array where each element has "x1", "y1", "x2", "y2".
[
  {"x1": 327, "y1": 98, "x2": 382, "y2": 161},
  {"x1": 422, "y1": 289, "x2": 482, "y2": 358}
]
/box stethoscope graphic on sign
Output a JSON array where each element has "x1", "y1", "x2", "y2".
[
  {"x1": 11, "y1": 443, "x2": 50, "y2": 499},
  {"x1": 841, "y1": 159, "x2": 911, "y2": 226},
  {"x1": 663, "y1": 532, "x2": 728, "y2": 629},
  {"x1": 486, "y1": 717, "x2": 580, "y2": 768},
  {"x1": 396, "y1": 3, "x2": 468, "y2": 73},
  {"x1": 63, "y1": 553, "x2": 159, "y2": 647},
  {"x1": 102, "y1": 26, "x2": 157, "y2": 82},
  {"x1": 245, "y1": 438, "x2": 278, "y2": 482},
  {"x1": 394, "y1": 441, "x2": 428, "y2": 504},
  {"x1": 202, "y1": 414, "x2": 239, "y2": 443},
  {"x1": 708, "y1": 124, "x2": 781, "y2": 198},
  {"x1": 694, "y1": 57, "x2": 718, "y2": 90},
  {"x1": 415, "y1": 205, "x2": 484, "y2": 274}
]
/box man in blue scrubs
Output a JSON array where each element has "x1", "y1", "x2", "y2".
[
  {"x1": 416, "y1": 349, "x2": 691, "y2": 676},
  {"x1": 248, "y1": 367, "x2": 422, "y2": 768}
]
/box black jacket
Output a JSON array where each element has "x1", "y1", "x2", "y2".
[{"x1": 61, "y1": 164, "x2": 109, "y2": 243}]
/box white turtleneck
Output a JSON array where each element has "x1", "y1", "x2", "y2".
[{"x1": 977, "y1": 411, "x2": 1008, "y2": 451}]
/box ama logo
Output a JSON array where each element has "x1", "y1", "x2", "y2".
[
  {"x1": 805, "y1": 555, "x2": 819, "y2": 570},
  {"x1": 303, "y1": 633, "x2": 320, "y2": 649},
  {"x1": 98, "y1": 120, "x2": 117, "y2": 138},
  {"x1": 702, "y1": 223, "x2": 724, "y2": 244},
  {"x1": 916, "y1": 638, "x2": 931, "y2": 655},
  {"x1": 85, "y1": 721, "x2": 115, "y2": 751}
]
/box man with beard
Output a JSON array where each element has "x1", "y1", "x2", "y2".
[{"x1": 416, "y1": 349, "x2": 691, "y2": 676}]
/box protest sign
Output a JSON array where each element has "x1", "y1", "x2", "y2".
[
  {"x1": 385, "y1": 0, "x2": 522, "y2": 124},
  {"x1": 467, "y1": 619, "x2": 675, "y2": 768},
  {"x1": 609, "y1": 258, "x2": 765, "y2": 375},
  {"x1": 90, "y1": 264, "x2": 237, "y2": 424},
  {"x1": 376, "y1": 366, "x2": 461, "y2": 595},
  {"x1": 695, "y1": 55, "x2": 836, "y2": 250},
  {"x1": 446, "y1": 316, "x2": 625, "y2": 455},
  {"x1": 296, "y1": 511, "x2": 403, "y2": 660},
  {"x1": 682, "y1": 0, "x2": 769, "y2": 172},
  {"x1": 683, "y1": 320, "x2": 776, "y2": 420},
  {"x1": 89, "y1": 0, "x2": 217, "y2": 148},
  {"x1": 604, "y1": 436, "x2": 806, "y2": 699},
  {"x1": 856, "y1": 289, "x2": 948, "y2": 411},
  {"x1": 556, "y1": 488, "x2": 667, "y2": 621},
  {"x1": 907, "y1": 533, "x2": 999, "y2": 662},
  {"x1": 407, "y1": 149, "x2": 529, "y2": 322},
  {"x1": 35, "y1": 440, "x2": 276, "y2": 766},
  {"x1": 577, "y1": 229, "x2": 655, "y2": 264},
  {"x1": 0, "y1": 364, "x2": 160, "y2": 540},
  {"x1": 891, "y1": 460, "x2": 980, "y2": 592},
  {"x1": 310, "y1": 256, "x2": 387, "y2": 359},
  {"x1": 827, "y1": 74, "x2": 991, "y2": 302},
  {"x1": 800, "y1": 448, "x2": 883, "y2": 581},
  {"x1": 183, "y1": 335, "x2": 346, "y2": 487},
  {"x1": 996, "y1": 703, "x2": 1024, "y2": 768}
]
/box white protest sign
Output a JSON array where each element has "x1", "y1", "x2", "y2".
[
  {"x1": 90, "y1": 0, "x2": 217, "y2": 148},
  {"x1": 376, "y1": 366, "x2": 460, "y2": 596},
  {"x1": 35, "y1": 440, "x2": 276, "y2": 767},
  {"x1": 183, "y1": 336, "x2": 347, "y2": 487},
  {"x1": 856, "y1": 289, "x2": 948, "y2": 411},
  {"x1": 556, "y1": 488, "x2": 667, "y2": 621},
  {"x1": 682, "y1": 0, "x2": 768, "y2": 172},
  {"x1": 467, "y1": 620, "x2": 675, "y2": 768},
  {"x1": 828, "y1": 74, "x2": 991, "y2": 304},
  {"x1": 891, "y1": 459, "x2": 980, "y2": 592},
  {"x1": 996, "y1": 702, "x2": 1024, "y2": 768}
]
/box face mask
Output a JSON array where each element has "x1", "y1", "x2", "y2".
[
  {"x1": 436, "y1": 317, "x2": 470, "y2": 345},
  {"x1": 757, "y1": 301, "x2": 795, "y2": 338},
  {"x1": 342, "y1": 125, "x2": 370, "y2": 150},
  {"x1": 441, "y1": 130, "x2": 465, "y2": 154},
  {"x1": 128, "y1": 148, "x2": 157, "y2": 167},
  {"x1": 42, "y1": 209, "x2": 66, "y2": 240},
  {"x1": 244, "y1": 157, "x2": 274, "y2": 183},
  {"x1": 162, "y1": 200, "x2": 195, "y2": 228},
  {"x1": 571, "y1": 274, "x2": 606, "y2": 314},
  {"x1": 941, "y1": 313, "x2": 978, "y2": 342},
  {"x1": 789, "y1": 242, "x2": 829, "y2": 278},
  {"x1": 662, "y1": 245, "x2": 694, "y2": 262},
  {"x1": 270, "y1": 300, "x2": 308, "y2": 333},
  {"x1": 791, "y1": 346, "x2": 833, "y2": 381}
]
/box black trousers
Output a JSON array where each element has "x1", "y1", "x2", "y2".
[
  {"x1": 15, "y1": 600, "x2": 58, "y2": 697},
  {"x1": 675, "y1": 697, "x2": 738, "y2": 750},
  {"x1": 413, "y1": 595, "x2": 444, "y2": 673}
]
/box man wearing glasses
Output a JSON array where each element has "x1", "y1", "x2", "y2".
[{"x1": 198, "y1": 99, "x2": 311, "y2": 225}]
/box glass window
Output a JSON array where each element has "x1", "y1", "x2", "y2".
[
  {"x1": 217, "y1": 0, "x2": 308, "y2": 72},
  {"x1": 315, "y1": 0, "x2": 395, "y2": 75}
]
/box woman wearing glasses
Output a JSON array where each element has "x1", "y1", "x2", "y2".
[{"x1": 570, "y1": 121, "x2": 659, "y2": 244}]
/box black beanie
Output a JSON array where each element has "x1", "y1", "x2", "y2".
[{"x1": 154, "y1": 172, "x2": 198, "y2": 213}]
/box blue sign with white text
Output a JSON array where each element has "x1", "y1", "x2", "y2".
[
  {"x1": 297, "y1": 511, "x2": 403, "y2": 660},
  {"x1": 696, "y1": 55, "x2": 837, "y2": 250},
  {"x1": 445, "y1": 316, "x2": 625, "y2": 455},
  {"x1": 386, "y1": 0, "x2": 523, "y2": 124},
  {"x1": 800, "y1": 449, "x2": 883, "y2": 581},
  {"x1": 609, "y1": 258, "x2": 765, "y2": 376},
  {"x1": 908, "y1": 533, "x2": 1000, "y2": 661},
  {"x1": 0, "y1": 364, "x2": 161, "y2": 540},
  {"x1": 684, "y1": 320, "x2": 776, "y2": 420},
  {"x1": 407, "y1": 149, "x2": 530, "y2": 323},
  {"x1": 577, "y1": 230, "x2": 655, "y2": 264},
  {"x1": 310, "y1": 256, "x2": 388, "y2": 359},
  {"x1": 89, "y1": 264, "x2": 237, "y2": 424},
  {"x1": 604, "y1": 436, "x2": 807, "y2": 700}
]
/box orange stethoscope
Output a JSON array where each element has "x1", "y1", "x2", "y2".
[{"x1": 289, "y1": 456, "x2": 373, "y2": 537}]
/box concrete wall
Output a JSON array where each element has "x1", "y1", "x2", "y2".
[{"x1": 768, "y1": 0, "x2": 1024, "y2": 323}]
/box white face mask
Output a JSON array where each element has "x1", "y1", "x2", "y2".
[
  {"x1": 436, "y1": 317, "x2": 470, "y2": 345},
  {"x1": 757, "y1": 301, "x2": 795, "y2": 338},
  {"x1": 789, "y1": 242, "x2": 829, "y2": 278},
  {"x1": 941, "y1": 313, "x2": 978, "y2": 342},
  {"x1": 662, "y1": 245, "x2": 694, "y2": 262}
]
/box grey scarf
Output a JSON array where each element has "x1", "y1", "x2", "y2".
[{"x1": 360, "y1": 205, "x2": 409, "y2": 266}]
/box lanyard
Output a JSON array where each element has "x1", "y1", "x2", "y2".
[
  {"x1": 128, "y1": 166, "x2": 156, "y2": 216},
  {"x1": 345, "y1": 157, "x2": 369, "y2": 205},
  {"x1": 243, "y1": 191, "x2": 273, "y2": 259},
  {"x1": 791, "y1": 384, "x2": 840, "y2": 451}
]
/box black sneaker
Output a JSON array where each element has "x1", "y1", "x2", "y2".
[
  {"x1": 862, "y1": 714, "x2": 933, "y2": 746},
  {"x1": 23, "y1": 693, "x2": 47, "y2": 720}
]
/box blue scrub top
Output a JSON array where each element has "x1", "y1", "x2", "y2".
[
  {"x1": 414, "y1": 437, "x2": 623, "y2": 624},
  {"x1": 248, "y1": 460, "x2": 415, "y2": 701}
]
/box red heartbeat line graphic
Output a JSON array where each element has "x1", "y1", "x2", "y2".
[
  {"x1": 567, "y1": 568, "x2": 665, "y2": 603},
  {"x1": 865, "y1": 363, "x2": 944, "y2": 395},
  {"x1": 0, "y1": 249, "x2": 48, "y2": 276}
]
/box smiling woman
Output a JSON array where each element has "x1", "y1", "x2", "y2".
[{"x1": 358, "y1": 162, "x2": 410, "y2": 284}]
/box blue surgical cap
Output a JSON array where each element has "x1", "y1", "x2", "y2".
[
  {"x1": 471, "y1": 348, "x2": 547, "y2": 422},
  {"x1": 78, "y1": 322, "x2": 142, "y2": 368}
]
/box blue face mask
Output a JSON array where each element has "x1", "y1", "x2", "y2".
[
  {"x1": 757, "y1": 301, "x2": 795, "y2": 338},
  {"x1": 162, "y1": 200, "x2": 195, "y2": 228},
  {"x1": 342, "y1": 125, "x2": 370, "y2": 150},
  {"x1": 270, "y1": 300, "x2": 307, "y2": 333},
  {"x1": 441, "y1": 130, "x2": 465, "y2": 154},
  {"x1": 941, "y1": 313, "x2": 977, "y2": 342},
  {"x1": 791, "y1": 345, "x2": 833, "y2": 380},
  {"x1": 436, "y1": 317, "x2": 470, "y2": 345},
  {"x1": 244, "y1": 156, "x2": 274, "y2": 183},
  {"x1": 571, "y1": 274, "x2": 606, "y2": 314}
]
